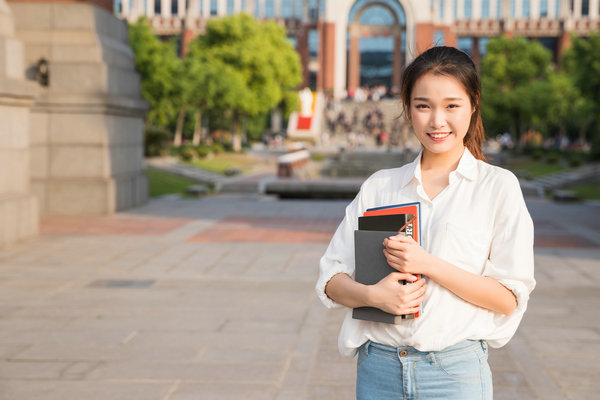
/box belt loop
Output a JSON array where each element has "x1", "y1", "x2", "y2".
[
  {"x1": 365, "y1": 340, "x2": 371, "y2": 357},
  {"x1": 481, "y1": 340, "x2": 488, "y2": 353},
  {"x1": 427, "y1": 352, "x2": 437, "y2": 365}
]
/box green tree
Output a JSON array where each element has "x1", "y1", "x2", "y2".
[
  {"x1": 562, "y1": 32, "x2": 600, "y2": 155},
  {"x1": 191, "y1": 13, "x2": 302, "y2": 151},
  {"x1": 480, "y1": 36, "x2": 553, "y2": 141},
  {"x1": 128, "y1": 17, "x2": 180, "y2": 128}
]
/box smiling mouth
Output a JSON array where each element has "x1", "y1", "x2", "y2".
[{"x1": 428, "y1": 132, "x2": 451, "y2": 141}]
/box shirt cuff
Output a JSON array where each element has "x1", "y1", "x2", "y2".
[
  {"x1": 315, "y1": 260, "x2": 352, "y2": 309},
  {"x1": 496, "y1": 278, "x2": 530, "y2": 314}
]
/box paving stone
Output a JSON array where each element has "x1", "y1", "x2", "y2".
[{"x1": 169, "y1": 382, "x2": 278, "y2": 400}]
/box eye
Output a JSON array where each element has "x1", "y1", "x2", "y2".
[
  {"x1": 447, "y1": 104, "x2": 460, "y2": 109},
  {"x1": 415, "y1": 104, "x2": 429, "y2": 109}
]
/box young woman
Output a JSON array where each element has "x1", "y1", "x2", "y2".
[{"x1": 316, "y1": 46, "x2": 535, "y2": 399}]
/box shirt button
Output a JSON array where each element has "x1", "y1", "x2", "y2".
[{"x1": 400, "y1": 350, "x2": 408, "y2": 357}]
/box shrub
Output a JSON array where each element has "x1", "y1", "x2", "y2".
[
  {"x1": 179, "y1": 145, "x2": 197, "y2": 162},
  {"x1": 546, "y1": 152, "x2": 560, "y2": 164},
  {"x1": 568, "y1": 153, "x2": 583, "y2": 167},
  {"x1": 196, "y1": 144, "x2": 212, "y2": 158},
  {"x1": 212, "y1": 143, "x2": 225, "y2": 154},
  {"x1": 531, "y1": 148, "x2": 544, "y2": 161},
  {"x1": 144, "y1": 125, "x2": 172, "y2": 157}
]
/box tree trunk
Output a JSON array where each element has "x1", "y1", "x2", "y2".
[
  {"x1": 173, "y1": 106, "x2": 187, "y2": 146},
  {"x1": 232, "y1": 116, "x2": 242, "y2": 152},
  {"x1": 192, "y1": 109, "x2": 203, "y2": 145}
]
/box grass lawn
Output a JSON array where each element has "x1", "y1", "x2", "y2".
[
  {"x1": 568, "y1": 182, "x2": 600, "y2": 201},
  {"x1": 507, "y1": 161, "x2": 570, "y2": 179},
  {"x1": 145, "y1": 168, "x2": 198, "y2": 198},
  {"x1": 188, "y1": 152, "x2": 270, "y2": 175}
]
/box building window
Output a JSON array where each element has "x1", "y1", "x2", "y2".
[
  {"x1": 482, "y1": 0, "x2": 490, "y2": 18},
  {"x1": 540, "y1": 0, "x2": 548, "y2": 17},
  {"x1": 309, "y1": 29, "x2": 319, "y2": 57},
  {"x1": 227, "y1": 0, "x2": 234, "y2": 14},
  {"x1": 309, "y1": 0, "x2": 318, "y2": 19},
  {"x1": 457, "y1": 36, "x2": 473, "y2": 55},
  {"x1": 434, "y1": 30, "x2": 445, "y2": 45},
  {"x1": 172, "y1": 0, "x2": 178, "y2": 14},
  {"x1": 211, "y1": 0, "x2": 217, "y2": 15},
  {"x1": 479, "y1": 37, "x2": 490, "y2": 56},
  {"x1": 282, "y1": 0, "x2": 292, "y2": 18},
  {"x1": 440, "y1": 0, "x2": 445, "y2": 18},
  {"x1": 556, "y1": 0, "x2": 560, "y2": 17},
  {"x1": 464, "y1": 0, "x2": 472, "y2": 18},
  {"x1": 497, "y1": 0, "x2": 501, "y2": 17},
  {"x1": 295, "y1": 0, "x2": 303, "y2": 18},
  {"x1": 114, "y1": 0, "x2": 122, "y2": 14},
  {"x1": 523, "y1": 0, "x2": 530, "y2": 17},
  {"x1": 265, "y1": 0, "x2": 274, "y2": 17},
  {"x1": 511, "y1": 0, "x2": 516, "y2": 17},
  {"x1": 582, "y1": 0, "x2": 590, "y2": 15},
  {"x1": 454, "y1": 0, "x2": 458, "y2": 18}
]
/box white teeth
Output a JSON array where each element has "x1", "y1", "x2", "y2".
[{"x1": 430, "y1": 133, "x2": 449, "y2": 139}]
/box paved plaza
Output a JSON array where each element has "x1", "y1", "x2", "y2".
[{"x1": 0, "y1": 194, "x2": 599, "y2": 399}]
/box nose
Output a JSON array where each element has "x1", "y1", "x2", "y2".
[{"x1": 430, "y1": 108, "x2": 446, "y2": 129}]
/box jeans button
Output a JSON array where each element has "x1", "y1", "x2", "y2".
[{"x1": 400, "y1": 350, "x2": 407, "y2": 357}]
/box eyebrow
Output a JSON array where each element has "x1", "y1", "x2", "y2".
[{"x1": 412, "y1": 97, "x2": 466, "y2": 102}]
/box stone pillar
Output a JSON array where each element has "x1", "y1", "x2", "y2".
[
  {"x1": 317, "y1": 21, "x2": 335, "y2": 94},
  {"x1": 9, "y1": 1, "x2": 148, "y2": 216},
  {"x1": 347, "y1": 28, "x2": 360, "y2": 92},
  {"x1": 391, "y1": 32, "x2": 402, "y2": 92},
  {"x1": 591, "y1": 0, "x2": 600, "y2": 19},
  {"x1": 0, "y1": 0, "x2": 38, "y2": 248}
]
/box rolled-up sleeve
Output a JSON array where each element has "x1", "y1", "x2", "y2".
[
  {"x1": 315, "y1": 191, "x2": 363, "y2": 309},
  {"x1": 482, "y1": 173, "x2": 536, "y2": 347}
]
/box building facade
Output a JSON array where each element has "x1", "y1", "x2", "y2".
[{"x1": 116, "y1": 0, "x2": 600, "y2": 98}]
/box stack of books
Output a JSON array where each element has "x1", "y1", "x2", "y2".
[{"x1": 353, "y1": 202, "x2": 422, "y2": 324}]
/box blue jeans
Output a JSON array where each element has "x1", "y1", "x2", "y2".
[{"x1": 356, "y1": 340, "x2": 493, "y2": 400}]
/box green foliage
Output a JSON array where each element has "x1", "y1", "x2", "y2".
[
  {"x1": 178, "y1": 145, "x2": 197, "y2": 162},
  {"x1": 129, "y1": 17, "x2": 181, "y2": 128},
  {"x1": 144, "y1": 125, "x2": 172, "y2": 157},
  {"x1": 188, "y1": 13, "x2": 302, "y2": 150},
  {"x1": 481, "y1": 36, "x2": 553, "y2": 139}
]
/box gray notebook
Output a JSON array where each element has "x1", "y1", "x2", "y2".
[{"x1": 353, "y1": 229, "x2": 415, "y2": 324}]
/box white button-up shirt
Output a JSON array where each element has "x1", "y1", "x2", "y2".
[{"x1": 316, "y1": 149, "x2": 535, "y2": 357}]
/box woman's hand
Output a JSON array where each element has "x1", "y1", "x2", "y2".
[
  {"x1": 368, "y1": 272, "x2": 427, "y2": 315},
  {"x1": 383, "y1": 234, "x2": 433, "y2": 276}
]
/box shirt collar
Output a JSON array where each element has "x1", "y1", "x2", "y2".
[{"x1": 400, "y1": 148, "x2": 479, "y2": 188}]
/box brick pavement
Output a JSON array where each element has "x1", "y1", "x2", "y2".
[{"x1": 0, "y1": 195, "x2": 598, "y2": 399}]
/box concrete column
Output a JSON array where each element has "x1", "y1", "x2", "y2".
[
  {"x1": 147, "y1": 0, "x2": 154, "y2": 17},
  {"x1": 490, "y1": 0, "x2": 498, "y2": 17},
  {"x1": 0, "y1": 0, "x2": 39, "y2": 248},
  {"x1": 501, "y1": 0, "x2": 510, "y2": 18},
  {"x1": 161, "y1": 0, "x2": 170, "y2": 16},
  {"x1": 573, "y1": 0, "x2": 582, "y2": 17},
  {"x1": 9, "y1": 1, "x2": 148, "y2": 215},
  {"x1": 202, "y1": 0, "x2": 210, "y2": 16},
  {"x1": 122, "y1": 0, "x2": 130, "y2": 17},
  {"x1": 444, "y1": 0, "x2": 454, "y2": 23},
  {"x1": 233, "y1": 0, "x2": 241, "y2": 13},
  {"x1": 188, "y1": 0, "x2": 199, "y2": 16},
  {"x1": 473, "y1": 0, "x2": 482, "y2": 19},
  {"x1": 590, "y1": 0, "x2": 599, "y2": 18},
  {"x1": 274, "y1": 0, "x2": 281, "y2": 17},
  {"x1": 217, "y1": 0, "x2": 226, "y2": 16},
  {"x1": 347, "y1": 31, "x2": 360, "y2": 91},
  {"x1": 178, "y1": 0, "x2": 185, "y2": 16},
  {"x1": 302, "y1": 0, "x2": 309, "y2": 22},
  {"x1": 515, "y1": 0, "x2": 523, "y2": 17},
  {"x1": 432, "y1": 0, "x2": 440, "y2": 21},
  {"x1": 257, "y1": 0, "x2": 264, "y2": 17},
  {"x1": 457, "y1": 0, "x2": 465, "y2": 18},
  {"x1": 530, "y1": 0, "x2": 540, "y2": 18},
  {"x1": 547, "y1": 0, "x2": 556, "y2": 17}
]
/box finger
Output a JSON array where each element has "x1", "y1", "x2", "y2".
[
  {"x1": 388, "y1": 271, "x2": 417, "y2": 283},
  {"x1": 388, "y1": 234, "x2": 416, "y2": 244}
]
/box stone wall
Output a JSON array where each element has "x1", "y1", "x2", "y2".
[
  {"x1": 9, "y1": 1, "x2": 149, "y2": 215},
  {"x1": 0, "y1": 0, "x2": 38, "y2": 248}
]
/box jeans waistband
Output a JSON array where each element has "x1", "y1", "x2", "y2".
[{"x1": 365, "y1": 340, "x2": 487, "y2": 359}]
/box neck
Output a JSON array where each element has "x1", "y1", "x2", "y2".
[{"x1": 421, "y1": 146, "x2": 466, "y2": 172}]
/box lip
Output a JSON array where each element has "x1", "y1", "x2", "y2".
[{"x1": 427, "y1": 132, "x2": 451, "y2": 142}]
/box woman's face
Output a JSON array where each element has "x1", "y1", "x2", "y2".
[{"x1": 409, "y1": 72, "x2": 473, "y2": 159}]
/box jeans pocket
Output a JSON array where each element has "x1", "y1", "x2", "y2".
[{"x1": 436, "y1": 349, "x2": 482, "y2": 381}]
